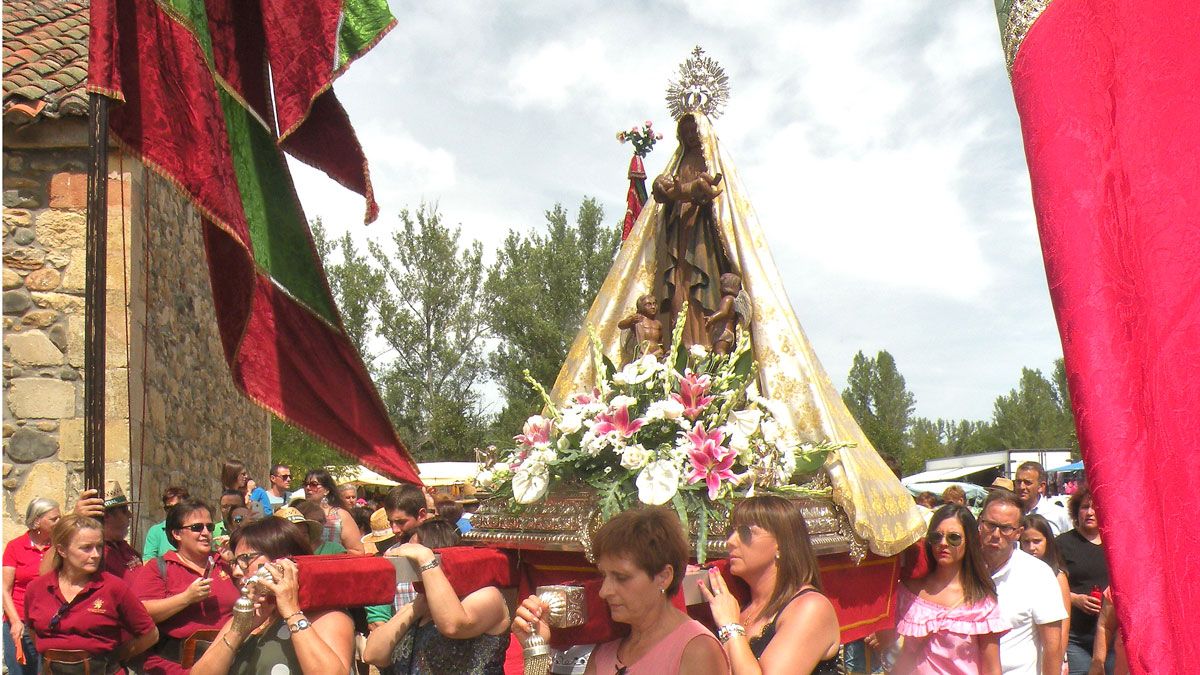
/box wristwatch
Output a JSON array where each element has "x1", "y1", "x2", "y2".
[{"x1": 288, "y1": 616, "x2": 311, "y2": 634}]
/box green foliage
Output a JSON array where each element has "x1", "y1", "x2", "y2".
[
  {"x1": 989, "y1": 364, "x2": 1076, "y2": 451},
  {"x1": 842, "y1": 350, "x2": 916, "y2": 468},
  {"x1": 367, "y1": 205, "x2": 490, "y2": 461},
  {"x1": 483, "y1": 198, "x2": 618, "y2": 436},
  {"x1": 269, "y1": 416, "x2": 355, "y2": 479}
]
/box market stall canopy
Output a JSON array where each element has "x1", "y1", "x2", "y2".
[
  {"x1": 417, "y1": 462, "x2": 481, "y2": 486},
  {"x1": 1048, "y1": 460, "x2": 1084, "y2": 473},
  {"x1": 901, "y1": 463, "x2": 1003, "y2": 485}
]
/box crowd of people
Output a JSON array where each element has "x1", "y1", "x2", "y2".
[{"x1": 1, "y1": 459, "x2": 1119, "y2": 675}]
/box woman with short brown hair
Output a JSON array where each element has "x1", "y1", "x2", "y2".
[{"x1": 514, "y1": 506, "x2": 728, "y2": 674}]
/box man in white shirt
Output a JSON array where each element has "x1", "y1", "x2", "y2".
[
  {"x1": 1015, "y1": 461, "x2": 1073, "y2": 535},
  {"x1": 979, "y1": 489, "x2": 1067, "y2": 675}
]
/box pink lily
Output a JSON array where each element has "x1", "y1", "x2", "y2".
[
  {"x1": 515, "y1": 415, "x2": 553, "y2": 448},
  {"x1": 671, "y1": 371, "x2": 715, "y2": 420},
  {"x1": 591, "y1": 402, "x2": 646, "y2": 439},
  {"x1": 685, "y1": 424, "x2": 736, "y2": 500}
]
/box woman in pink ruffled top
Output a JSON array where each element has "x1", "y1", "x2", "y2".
[{"x1": 894, "y1": 504, "x2": 1007, "y2": 675}]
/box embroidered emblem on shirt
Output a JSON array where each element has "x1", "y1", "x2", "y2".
[{"x1": 88, "y1": 599, "x2": 105, "y2": 614}]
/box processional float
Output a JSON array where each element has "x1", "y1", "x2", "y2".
[{"x1": 289, "y1": 47, "x2": 926, "y2": 672}]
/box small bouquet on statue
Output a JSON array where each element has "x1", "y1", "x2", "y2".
[{"x1": 476, "y1": 305, "x2": 848, "y2": 554}]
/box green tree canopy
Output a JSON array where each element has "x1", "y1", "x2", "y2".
[
  {"x1": 484, "y1": 198, "x2": 617, "y2": 436},
  {"x1": 842, "y1": 350, "x2": 917, "y2": 469},
  {"x1": 989, "y1": 362, "x2": 1076, "y2": 451}
]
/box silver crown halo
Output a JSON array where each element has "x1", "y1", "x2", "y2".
[{"x1": 666, "y1": 46, "x2": 731, "y2": 120}]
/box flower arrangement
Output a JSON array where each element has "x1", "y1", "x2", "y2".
[
  {"x1": 616, "y1": 120, "x2": 664, "y2": 158},
  {"x1": 476, "y1": 305, "x2": 847, "y2": 558}
]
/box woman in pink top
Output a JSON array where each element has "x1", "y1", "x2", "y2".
[
  {"x1": 514, "y1": 507, "x2": 728, "y2": 674},
  {"x1": 894, "y1": 504, "x2": 1007, "y2": 675}
]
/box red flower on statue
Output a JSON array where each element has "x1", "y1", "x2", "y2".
[
  {"x1": 672, "y1": 371, "x2": 715, "y2": 420},
  {"x1": 685, "y1": 424, "x2": 735, "y2": 500}
]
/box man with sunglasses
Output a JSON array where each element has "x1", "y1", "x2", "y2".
[
  {"x1": 979, "y1": 490, "x2": 1066, "y2": 675},
  {"x1": 264, "y1": 464, "x2": 292, "y2": 512}
]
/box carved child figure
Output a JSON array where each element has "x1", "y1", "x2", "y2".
[
  {"x1": 704, "y1": 272, "x2": 750, "y2": 355},
  {"x1": 618, "y1": 294, "x2": 665, "y2": 359},
  {"x1": 651, "y1": 171, "x2": 724, "y2": 207}
]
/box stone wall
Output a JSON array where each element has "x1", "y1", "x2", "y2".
[
  {"x1": 129, "y1": 169, "x2": 270, "y2": 540},
  {"x1": 3, "y1": 121, "x2": 133, "y2": 540},
  {"x1": 3, "y1": 119, "x2": 269, "y2": 546}
]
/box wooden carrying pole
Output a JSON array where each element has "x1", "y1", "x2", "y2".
[{"x1": 84, "y1": 92, "x2": 110, "y2": 494}]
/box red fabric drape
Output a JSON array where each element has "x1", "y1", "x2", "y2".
[{"x1": 1008, "y1": 1, "x2": 1200, "y2": 672}]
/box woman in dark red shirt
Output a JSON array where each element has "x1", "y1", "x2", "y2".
[
  {"x1": 24, "y1": 514, "x2": 158, "y2": 674},
  {"x1": 2, "y1": 497, "x2": 60, "y2": 675},
  {"x1": 132, "y1": 499, "x2": 239, "y2": 674}
]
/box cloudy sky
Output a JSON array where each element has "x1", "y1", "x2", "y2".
[{"x1": 288, "y1": 0, "x2": 1065, "y2": 423}]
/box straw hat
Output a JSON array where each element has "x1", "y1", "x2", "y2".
[
  {"x1": 361, "y1": 508, "x2": 394, "y2": 544},
  {"x1": 103, "y1": 481, "x2": 138, "y2": 510},
  {"x1": 990, "y1": 477, "x2": 1015, "y2": 492},
  {"x1": 274, "y1": 506, "x2": 322, "y2": 542}
]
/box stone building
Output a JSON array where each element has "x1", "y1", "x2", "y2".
[{"x1": 3, "y1": 0, "x2": 270, "y2": 546}]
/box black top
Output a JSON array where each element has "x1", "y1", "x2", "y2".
[
  {"x1": 747, "y1": 588, "x2": 840, "y2": 675},
  {"x1": 1056, "y1": 528, "x2": 1109, "y2": 649}
]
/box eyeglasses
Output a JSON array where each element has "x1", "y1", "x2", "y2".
[
  {"x1": 927, "y1": 531, "x2": 964, "y2": 547},
  {"x1": 234, "y1": 551, "x2": 266, "y2": 570},
  {"x1": 979, "y1": 519, "x2": 1020, "y2": 536},
  {"x1": 304, "y1": 481, "x2": 322, "y2": 488},
  {"x1": 276, "y1": 474, "x2": 291, "y2": 481},
  {"x1": 182, "y1": 522, "x2": 215, "y2": 533},
  {"x1": 48, "y1": 602, "x2": 72, "y2": 631}
]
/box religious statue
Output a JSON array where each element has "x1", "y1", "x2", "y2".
[
  {"x1": 704, "y1": 272, "x2": 751, "y2": 355},
  {"x1": 618, "y1": 294, "x2": 665, "y2": 360},
  {"x1": 652, "y1": 114, "x2": 732, "y2": 348}
]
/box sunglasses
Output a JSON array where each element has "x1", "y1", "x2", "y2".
[
  {"x1": 304, "y1": 481, "x2": 323, "y2": 488},
  {"x1": 48, "y1": 602, "x2": 72, "y2": 631},
  {"x1": 276, "y1": 474, "x2": 291, "y2": 481},
  {"x1": 182, "y1": 522, "x2": 215, "y2": 533},
  {"x1": 928, "y1": 531, "x2": 964, "y2": 547},
  {"x1": 234, "y1": 551, "x2": 266, "y2": 570}
]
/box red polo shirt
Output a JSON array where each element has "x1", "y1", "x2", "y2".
[
  {"x1": 24, "y1": 571, "x2": 155, "y2": 656},
  {"x1": 2, "y1": 532, "x2": 51, "y2": 622},
  {"x1": 104, "y1": 539, "x2": 143, "y2": 580},
  {"x1": 132, "y1": 552, "x2": 238, "y2": 674}
]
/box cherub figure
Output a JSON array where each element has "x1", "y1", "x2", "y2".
[
  {"x1": 618, "y1": 294, "x2": 665, "y2": 360},
  {"x1": 651, "y1": 171, "x2": 724, "y2": 207},
  {"x1": 704, "y1": 272, "x2": 752, "y2": 355}
]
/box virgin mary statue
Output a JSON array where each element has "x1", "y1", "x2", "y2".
[{"x1": 549, "y1": 48, "x2": 924, "y2": 558}]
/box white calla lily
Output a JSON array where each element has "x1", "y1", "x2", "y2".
[
  {"x1": 636, "y1": 459, "x2": 681, "y2": 505},
  {"x1": 512, "y1": 464, "x2": 549, "y2": 504}
]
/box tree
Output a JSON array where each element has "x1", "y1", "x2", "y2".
[
  {"x1": 842, "y1": 350, "x2": 917, "y2": 469},
  {"x1": 989, "y1": 366, "x2": 1075, "y2": 450},
  {"x1": 1051, "y1": 357, "x2": 1080, "y2": 453},
  {"x1": 269, "y1": 416, "x2": 355, "y2": 481},
  {"x1": 368, "y1": 205, "x2": 490, "y2": 461},
  {"x1": 484, "y1": 198, "x2": 618, "y2": 435}
]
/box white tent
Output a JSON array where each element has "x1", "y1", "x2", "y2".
[{"x1": 417, "y1": 462, "x2": 480, "y2": 486}]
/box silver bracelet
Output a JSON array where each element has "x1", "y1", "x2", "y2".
[
  {"x1": 418, "y1": 557, "x2": 440, "y2": 573},
  {"x1": 717, "y1": 623, "x2": 746, "y2": 644}
]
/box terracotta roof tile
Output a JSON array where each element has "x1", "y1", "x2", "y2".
[{"x1": 3, "y1": 0, "x2": 90, "y2": 121}]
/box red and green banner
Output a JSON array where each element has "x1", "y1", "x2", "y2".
[
  {"x1": 88, "y1": 0, "x2": 421, "y2": 485},
  {"x1": 998, "y1": 1, "x2": 1200, "y2": 672},
  {"x1": 622, "y1": 155, "x2": 647, "y2": 241}
]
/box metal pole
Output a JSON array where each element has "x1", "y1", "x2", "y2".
[{"x1": 84, "y1": 92, "x2": 110, "y2": 494}]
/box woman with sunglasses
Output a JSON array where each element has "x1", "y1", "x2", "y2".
[
  {"x1": 131, "y1": 499, "x2": 240, "y2": 673},
  {"x1": 699, "y1": 495, "x2": 840, "y2": 674},
  {"x1": 189, "y1": 517, "x2": 354, "y2": 675},
  {"x1": 303, "y1": 468, "x2": 364, "y2": 553},
  {"x1": 24, "y1": 514, "x2": 158, "y2": 673},
  {"x1": 514, "y1": 506, "x2": 728, "y2": 675},
  {"x1": 893, "y1": 504, "x2": 1006, "y2": 675}
]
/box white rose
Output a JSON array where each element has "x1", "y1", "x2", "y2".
[
  {"x1": 559, "y1": 411, "x2": 583, "y2": 434},
  {"x1": 610, "y1": 394, "x2": 637, "y2": 410},
  {"x1": 636, "y1": 354, "x2": 665, "y2": 374},
  {"x1": 620, "y1": 444, "x2": 652, "y2": 470},
  {"x1": 612, "y1": 370, "x2": 630, "y2": 386},
  {"x1": 653, "y1": 398, "x2": 685, "y2": 420},
  {"x1": 512, "y1": 465, "x2": 549, "y2": 504},
  {"x1": 636, "y1": 459, "x2": 681, "y2": 505},
  {"x1": 689, "y1": 344, "x2": 708, "y2": 359},
  {"x1": 476, "y1": 468, "x2": 495, "y2": 485}
]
